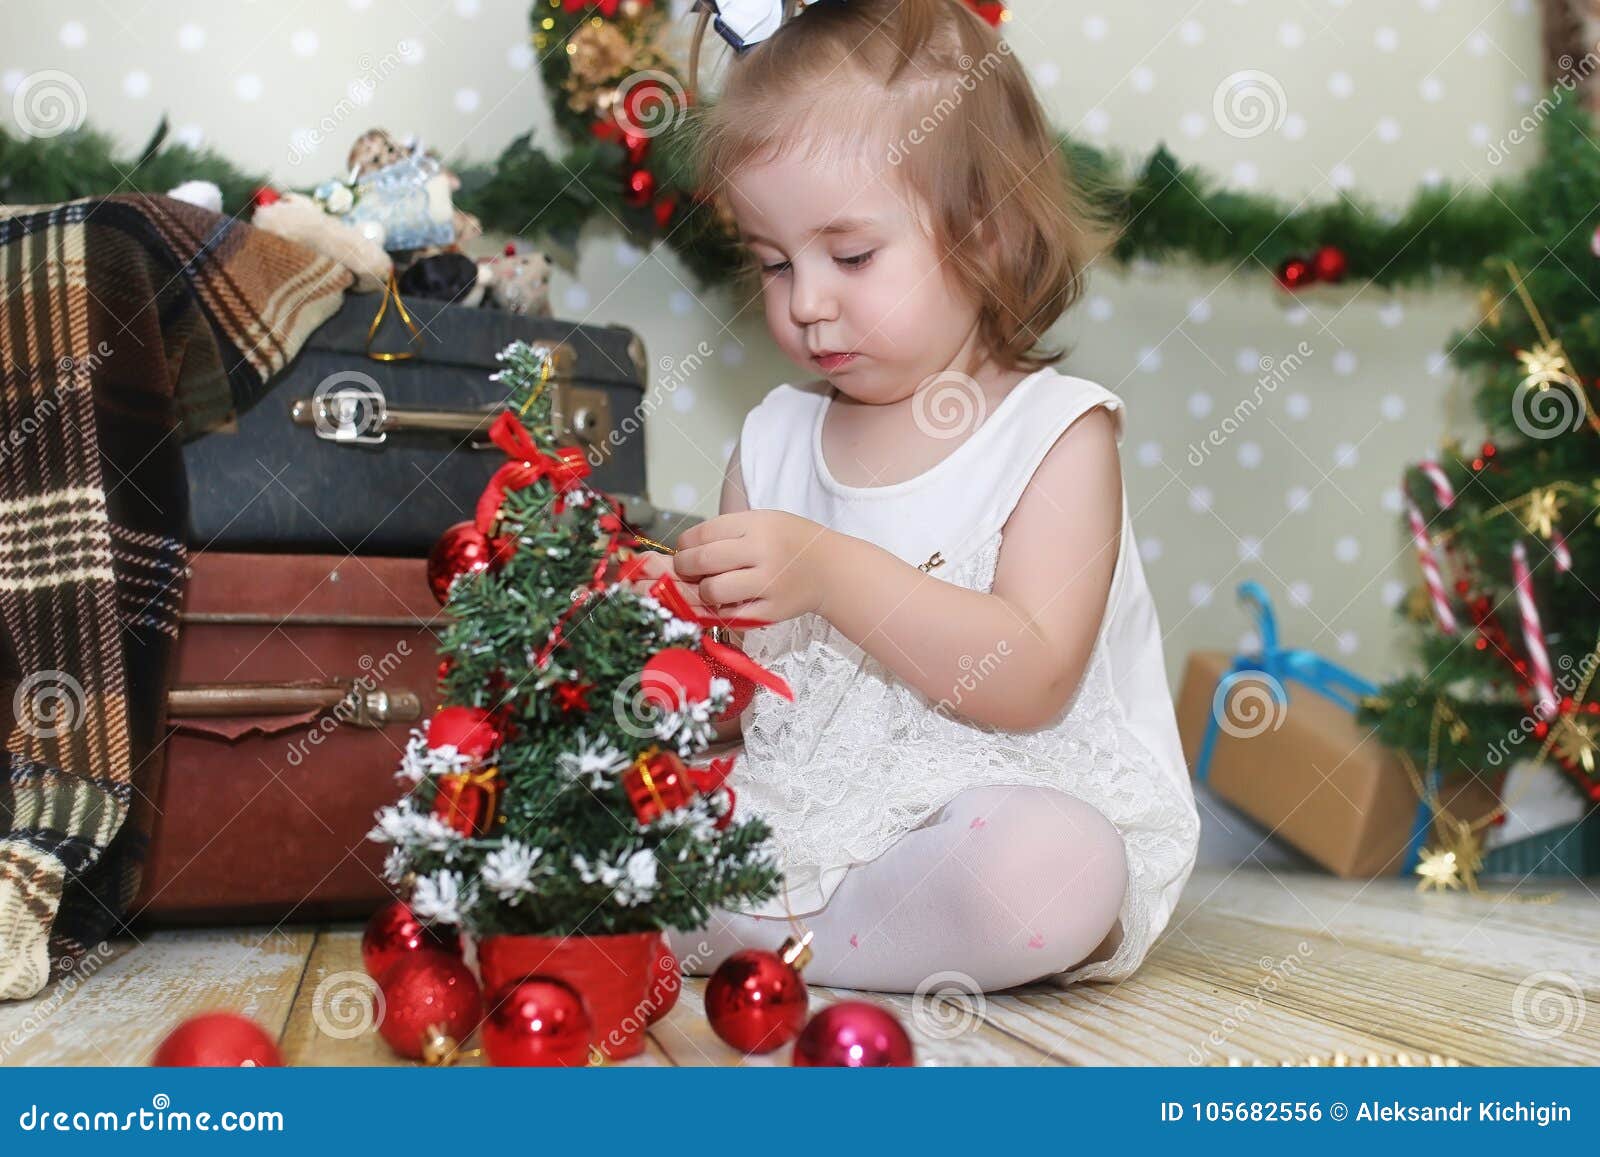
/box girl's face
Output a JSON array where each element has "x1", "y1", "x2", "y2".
[{"x1": 726, "y1": 147, "x2": 988, "y2": 404}]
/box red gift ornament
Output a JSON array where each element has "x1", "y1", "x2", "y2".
[
  {"x1": 792, "y1": 1000, "x2": 915, "y2": 1067},
  {"x1": 361, "y1": 900, "x2": 462, "y2": 979},
  {"x1": 152, "y1": 1012, "x2": 283, "y2": 1067},
  {"x1": 432, "y1": 764, "x2": 502, "y2": 837},
  {"x1": 623, "y1": 746, "x2": 739, "y2": 829},
  {"x1": 705, "y1": 933, "x2": 814, "y2": 1054},
  {"x1": 377, "y1": 951, "x2": 484, "y2": 1062}
]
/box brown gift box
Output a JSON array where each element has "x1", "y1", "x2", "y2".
[{"x1": 1176, "y1": 651, "x2": 1503, "y2": 877}]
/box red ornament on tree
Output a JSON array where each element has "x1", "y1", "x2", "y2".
[
  {"x1": 427, "y1": 521, "x2": 494, "y2": 605},
  {"x1": 362, "y1": 900, "x2": 462, "y2": 980},
  {"x1": 624, "y1": 167, "x2": 656, "y2": 208},
  {"x1": 1311, "y1": 244, "x2": 1348, "y2": 283},
  {"x1": 152, "y1": 1012, "x2": 283, "y2": 1067},
  {"x1": 1276, "y1": 256, "x2": 1315, "y2": 290},
  {"x1": 792, "y1": 1000, "x2": 914, "y2": 1067},
  {"x1": 426, "y1": 705, "x2": 501, "y2": 761},
  {"x1": 377, "y1": 951, "x2": 484, "y2": 1061},
  {"x1": 553, "y1": 679, "x2": 594, "y2": 714},
  {"x1": 704, "y1": 629, "x2": 757, "y2": 721},
  {"x1": 641, "y1": 646, "x2": 713, "y2": 709},
  {"x1": 431, "y1": 766, "x2": 502, "y2": 836},
  {"x1": 622, "y1": 747, "x2": 695, "y2": 824},
  {"x1": 704, "y1": 933, "x2": 813, "y2": 1054},
  {"x1": 639, "y1": 934, "x2": 682, "y2": 1026},
  {"x1": 250, "y1": 186, "x2": 282, "y2": 208},
  {"x1": 963, "y1": 0, "x2": 1007, "y2": 25},
  {"x1": 481, "y1": 976, "x2": 594, "y2": 1066}
]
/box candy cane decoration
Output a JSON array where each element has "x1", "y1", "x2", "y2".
[
  {"x1": 1510, "y1": 539, "x2": 1558, "y2": 718},
  {"x1": 1417, "y1": 459, "x2": 1457, "y2": 510},
  {"x1": 1552, "y1": 531, "x2": 1573, "y2": 574},
  {"x1": 1405, "y1": 497, "x2": 1457, "y2": 635}
]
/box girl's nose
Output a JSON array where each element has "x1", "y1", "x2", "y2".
[{"x1": 788, "y1": 265, "x2": 838, "y2": 326}]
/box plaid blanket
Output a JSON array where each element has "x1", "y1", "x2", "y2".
[{"x1": 0, "y1": 194, "x2": 350, "y2": 1000}]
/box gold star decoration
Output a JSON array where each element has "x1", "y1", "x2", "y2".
[
  {"x1": 1414, "y1": 817, "x2": 1484, "y2": 893},
  {"x1": 1477, "y1": 287, "x2": 1504, "y2": 328},
  {"x1": 1521, "y1": 486, "x2": 1564, "y2": 539},
  {"x1": 1551, "y1": 714, "x2": 1600, "y2": 776},
  {"x1": 1515, "y1": 339, "x2": 1578, "y2": 385}
]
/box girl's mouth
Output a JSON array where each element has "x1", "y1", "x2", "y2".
[{"x1": 812, "y1": 351, "x2": 858, "y2": 371}]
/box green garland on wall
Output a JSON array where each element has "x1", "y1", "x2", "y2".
[{"x1": 0, "y1": 0, "x2": 1556, "y2": 293}]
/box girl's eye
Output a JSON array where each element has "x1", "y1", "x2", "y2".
[
  {"x1": 760, "y1": 259, "x2": 791, "y2": 275},
  {"x1": 837, "y1": 250, "x2": 875, "y2": 269}
]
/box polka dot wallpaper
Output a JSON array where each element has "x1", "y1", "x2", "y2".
[{"x1": 0, "y1": 0, "x2": 1546, "y2": 691}]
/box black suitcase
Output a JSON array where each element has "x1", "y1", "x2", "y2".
[{"x1": 183, "y1": 295, "x2": 662, "y2": 556}]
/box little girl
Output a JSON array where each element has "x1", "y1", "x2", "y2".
[{"x1": 648, "y1": 0, "x2": 1200, "y2": 994}]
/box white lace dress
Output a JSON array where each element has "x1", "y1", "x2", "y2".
[{"x1": 729, "y1": 369, "x2": 1201, "y2": 984}]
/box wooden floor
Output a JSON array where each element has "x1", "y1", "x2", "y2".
[{"x1": 4, "y1": 868, "x2": 1597, "y2": 1066}]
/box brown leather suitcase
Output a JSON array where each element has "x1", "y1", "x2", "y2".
[{"x1": 130, "y1": 551, "x2": 442, "y2": 927}]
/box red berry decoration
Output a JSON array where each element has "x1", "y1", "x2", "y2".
[
  {"x1": 377, "y1": 951, "x2": 484, "y2": 1061},
  {"x1": 639, "y1": 934, "x2": 682, "y2": 1026},
  {"x1": 251, "y1": 186, "x2": 282, "y2": 208},
  {"x1": 704, "y1": 934, "x2": 813, "y2": 1054},
  {"x1": 425, "y1": 705, "x2": 501, "y2": 761},
  {"x1": 1276, "y1": 256, "x2": 1315, "y2": 290},
  {"x1": 641, "y1": 647, "x2": 713, "y2": 710},
  {"x1": 362, "y1": 900, "x2": 462, "y2": 980},
  {"x1": 152, "y1": 1012, "x2": 283, "y2": 1067},
  {"x1": 792, "y1": 1001, "x2": 915, "y2": 1068},
  {"x1": 624, "y1": 167, "x2": 656, "y2": 208},
  {"x1": 427, "y1": 521, "x2": 494, "y2": 605},
  {"x1": 482, "y1": 976, "x2": 594, "y2": 1067},
  {"x1": 1311, "y1": 244, "x2": 1348, "y2": 283}
]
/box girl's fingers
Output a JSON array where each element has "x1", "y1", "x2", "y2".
[{"x1": 676, "y1": 536, "x2": 755, "y2": 580}]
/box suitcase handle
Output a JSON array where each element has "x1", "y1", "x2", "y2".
[
  {"x1": 289, "y1": 360, "x2": 613, "y2": 452},
  {"x1": 166, "y1": 681, "x2": 422, "y2": 728}
]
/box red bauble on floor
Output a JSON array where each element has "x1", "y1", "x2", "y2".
[
  {"x1": 361, "y1": 900, "x2": 462, "y2": 980},
  {"x1": 704, "y1": 934, "x2": 813, "y2": 1054},
  {"x1": 481, "y1": 976, "x2": 593, "y2": 1067},
  {"x1": 376, "y1": 951, "x2": 484, "y2": 1061},
  {"x1": 791, "y1": 1001, "x2": 915, "y2": 1067},
  {"x1": 151, "y1": 1012, "x2": 283, "y2": 1067}
]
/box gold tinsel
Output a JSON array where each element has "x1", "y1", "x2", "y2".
[{"x1": 565, "y1": 21, "x2": 637, "y2": 113}]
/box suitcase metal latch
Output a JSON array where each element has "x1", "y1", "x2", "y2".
[{"x1": 165, "y1": 681, "x2": 423, "y2": 729}]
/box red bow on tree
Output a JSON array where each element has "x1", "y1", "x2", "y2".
[
  {"x1": 475, "y1": 411, "x2": 593, "y2": 535},
  {"x1": 564, "y1": 0, "x2": 627, "y2": 14},
  {"x1": 633, "y1": 568, "x2": 795, "y2": 702}
]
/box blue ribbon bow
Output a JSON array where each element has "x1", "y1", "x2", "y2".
[{"x1": 1193, "y1": 580, "x2": 1433, "y2": 874}]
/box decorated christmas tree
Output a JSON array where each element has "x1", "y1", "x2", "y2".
[
  {"x1": 1356, "y1": 101, "x2": 1600, "y2": 877},
  {"x1": 370, "y1": 340, "x2": 789, "y2": 937}
]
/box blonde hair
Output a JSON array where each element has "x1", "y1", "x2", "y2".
[{"x1": 687, "y1": 0, "x2": 1117, "y2": 372}]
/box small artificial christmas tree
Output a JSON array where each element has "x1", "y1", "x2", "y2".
[
  {"x1": 371, "y1": 340, "x2": 789, "y2": 937},
  {"x1": 1356, "y1": 102, "x2": 1600, "y2": 867}
]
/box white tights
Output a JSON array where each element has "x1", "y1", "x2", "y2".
[{"x1": 664, "y1": 783, "x2": 1128, "y2": 994}]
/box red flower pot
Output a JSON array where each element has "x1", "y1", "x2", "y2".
[{"x1": 477, "y1": 930, "x2": 659, "y2": 1060}]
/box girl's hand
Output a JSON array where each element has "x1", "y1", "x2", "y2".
[
  {"x1": 673, "y1": 510, "x2": 835, "y2": 624},
  {"x1": 614, "y1": 549, "x2": 715, "y2": 614}
]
